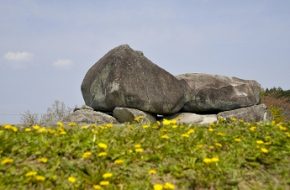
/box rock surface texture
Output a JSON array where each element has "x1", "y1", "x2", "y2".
[
  {"x1": 64, "y1": 108, "x2": 118, "y2": 124},
  {"x1": 168, "y1": 113, "x2": 217, "y2": 125},
  {"x1": 177, "y1": 73, "x2": 262, "y2": 113},
  {"x1": 217, "y1": 104, "x2": 269, "y2": 122},
  {"x1": 113, "y1": 107, "x2": 156, "y2": 123},
  {"x1": 81, "y1": 44, "x2": 187, "y2": 115}
]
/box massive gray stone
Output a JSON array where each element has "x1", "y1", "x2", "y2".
[
  {"x1": 217, "y1": 104, "x2": 269, "y2": 122},
  {"x1": 64, "y1": 109, "x2": 118, "y2": 124},
  {"x1": 113, "y1": 107, "x2": 156, "y2": 123},
  {"x1": 81, "y1": 44, "x2": 187, "y2": 114},
  {"x1": 177, "y1": 73, "x2": 262, "y2": 113},
  {"x1": 168, "y1": 112, "x2": 217, "y2": 125}
]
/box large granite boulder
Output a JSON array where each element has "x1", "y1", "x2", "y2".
[
  {"x1": 217, "y1": 104, "x2": 269, "y2": 122},
  {"x1": 81, "y1": 44, "x2": 187, "y2": 115},
  {"x1": 113, "y1": 107, "x2": 156, "y2": 123},
  {"x1": 168, "y1": 113, "x2": 217, "y2": 125},
  {"x1": 64, "y1": 108, "x2": 118, "y2": 124},
  {"x1": 177, "y1": 73, "x2": 262, "y2": 113}
]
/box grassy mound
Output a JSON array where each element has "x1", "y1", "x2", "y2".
[{"x1": 0, "y1": 120, "x2": 289, "y2": 189}]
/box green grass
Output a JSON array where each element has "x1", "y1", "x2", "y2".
[{"x1": 0, "y1": 119, "x2": 289, "y2": 190}]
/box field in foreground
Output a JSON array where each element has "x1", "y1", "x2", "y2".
[{"x1": 0, "y1": 120, "x2": 290, "y2": 190}]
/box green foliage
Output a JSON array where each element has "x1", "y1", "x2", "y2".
[
  {"x1": 265, "y1": 87, "x2": 290, "y2": 102},
  {"x1": 0, "y1": 121, "x2": 289, "y2": 189}
]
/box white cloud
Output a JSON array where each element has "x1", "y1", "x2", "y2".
[
  {"x1": 53, "y1": 59, "x2": 73, "y2": 68},
  {"x1": 4, "y1": 51, "x2": 34, "y2": 62}
]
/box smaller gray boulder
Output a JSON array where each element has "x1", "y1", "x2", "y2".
[
  {"x1": 64, "y1": 108, "x2": 118, "y2": 124},
  {"x1": 217, "y1": 104, "x2": 269, "y2": 122},
  {"x1": 168, "y1": 112, "x2": 217, "y2": 125},
  {"x1": 177, "y1": 73, "x2": 262, "y2": 113},
  {"x1": 113, "y1": 107, "x2": 156, "y2": 123}
]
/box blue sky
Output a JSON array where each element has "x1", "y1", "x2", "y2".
[{"x1": 1, "y1": 0, "x2": 290, "y2": 123}]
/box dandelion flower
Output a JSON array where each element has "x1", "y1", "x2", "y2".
[
  {"x1": 102, "y1": 172, "x2": 113, "y2": 179},
  {"x1": 234, "y1": 138, "x2": 241, "y2": 142},
  {"x1": 100, "y1": 180, "x2": 110, "y2": 186},
  {"x1": 261, "y1": 148, "x2": 269, "y2": 153},
  {"x1": 135, "y1": 148, "x2": 144, "y2": 153},
  {"x1": 24, "y1": 128, "x2": 32, "y2": 132},
  {"x1": 181, "y1": 133, "x2": 190, "y2": 138},
  {"x1": 215, "y1": 143, "x2": 222, "y2": 148},
  {"x1": 56, "y1": 121, "x2": 64, "y2": 128},
  {"x1": 162, "y1": 119, "x2": 176, "y2": 125},
  {"x1": 256, "y1": 140, "x2": 264, "y2": 144},
  {"x1": 134, "y1": 144, "x2": 142, "y2": 149},
  {"x1": 82, "y1": 151, "x2": 92, "y2": 159},
  {"x1": 142, "y1": 125, "x2": 149, "y2": 129},
  {"x1": 1, "y1": 158, "x2": 13, "y2": 165},
  {"x1": 37, "y1": 157, "x2": 48, "y2": 163},
  {"x1": 160, "y1": 134, "x2": 170, "y2": 139},
  {"x1": 164, "y1": 182, "x2": 175, "y2": 190},
  {"x1": 25, "y1": 171, "x2": 37, "y2": 177},
  {"x1": 154, "y1": 184, "x2": 163, "y2": 190},
  {"x1": 249, "y1": 126, "x2": 256, "y2": 132},
  {"x1": 93, "y1": 185, "x2": 102, "y2": 190},
  {"x1": 98, "y1": 152, "x2": 107, "y2": 157},
  {"x1": 203, "y1": 156, "x2": 219, "y2": 164},
  {"x1": 148, "y1": 169, "x2": 157, "y2": 175},
  {"x1": 68, "y1": 176, "x2": 76, "y2": 183},
  {"x1": 114, "y1": 159, "x2": 124, "y2": 165},
  {"x1": 35, "y1": 175, "x2": 45, "y2": 182},
  {"x1": 98, "y1": 143, "x2": 108, "y2": 150}
]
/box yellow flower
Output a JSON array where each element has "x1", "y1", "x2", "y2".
[
  {"x1": 142, "y1": 125, "x2": 149, "y2": 129},
  {"x1": 164, "y1": 182, "x2": 175, "y2": 190},
  {"x1": 134, "y1": 144, "x2": 142, "y2": 149},
  {"x1": 160, "y1": 134, "x2": 170, "y2": 139},
  {"x1": 93, "y1": 185, "x2": 103, "y2": 190},
  {"x1": 102, "y1": 172, "x2": 113, "y2": 179},
  {"x1": 98, "y1": 143, "x2": 108, "y2": 150},
  {"x1": 98, "y1": 152, "x2": 107, "y2": 157},
  {"x1": 1, "y1": 158, "x2": 13, "y2": 165},
  {"x1": 234, "y1": 138, "x2": 241, "y2": 142},
  {"x1": 217, "y1": 132, "x2": 225, "y2": 136},
  {"x1": 25, "y1": 171, "x2": 37, "y2": 177},
  {"x1": 3, "y1": 124, "x2": 18, "y2": 132},
  {"x1": 82, "y1": 151, "x2": 92, "y2": 159},
  {"x1": 135, "y1": 148, "x2": 144, "y2": 153},
  {"x1": 154, "y1": 184, "x2": 163, "y2": 190},
  {"x1": 203, "y1": 157, "x2": 219, "y2": 164},
  {"x1": 35, "y1": 175, "x2": 45, "y2": 182},
  {"x1": 208, "y1": 128, "x2": 214, "y2": 132},
  {"x1": 215, "y1": 143, "x2": 222, "y2": 148},
  {"x1": 100, "y1": 180, "x2": 110, "y2": 186},
  {"x1": 162, "y1": 119, "x2": 176, "y2": 125},
  {"x1": 24, "y1": 128, "x2": 32, "y2": 132},
  {"x1": 171, "y1": 125, "x2": 178, "y2": 129},
  {"x1": 181, "y1": 133, "x2": 190, "y2": 138},
  {"x1": 68, "y1": 176, "x2": 76, "y2": 183},
  {"x1": 249, "y1": 126, "x2": 256, "y2": 132},
  {"x1": 32, "y1": 125, "x2": 41, "y2": 130},
  {"x1": 56, "y1": 121, "x2": 64, "y2": 128},
  {"x1": 148, "y1": 169, "x2": 157, "y2": 175},
  {"x1": 114, "y1": 159, "x2": 124, "y2": 165},
  {"x1": 37, "y1": 157, "x2": 48, "y2": 163},
  {"x1": 261, "y1": 148, "x2": 269, "y2": 153},
  {"x1": 187, "y1": 129, "x2": 195, "y2": 134},
  {"x1": 256, "y1": 140, "x2": 264, "y2": 144}
]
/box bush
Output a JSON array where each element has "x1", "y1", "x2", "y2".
[
  {"x1": 40, "y1": 100, "x2": 72, "y2": 125},
  {"x1": 20, "y1": 100, "x2": 72, "y2": 126}
]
